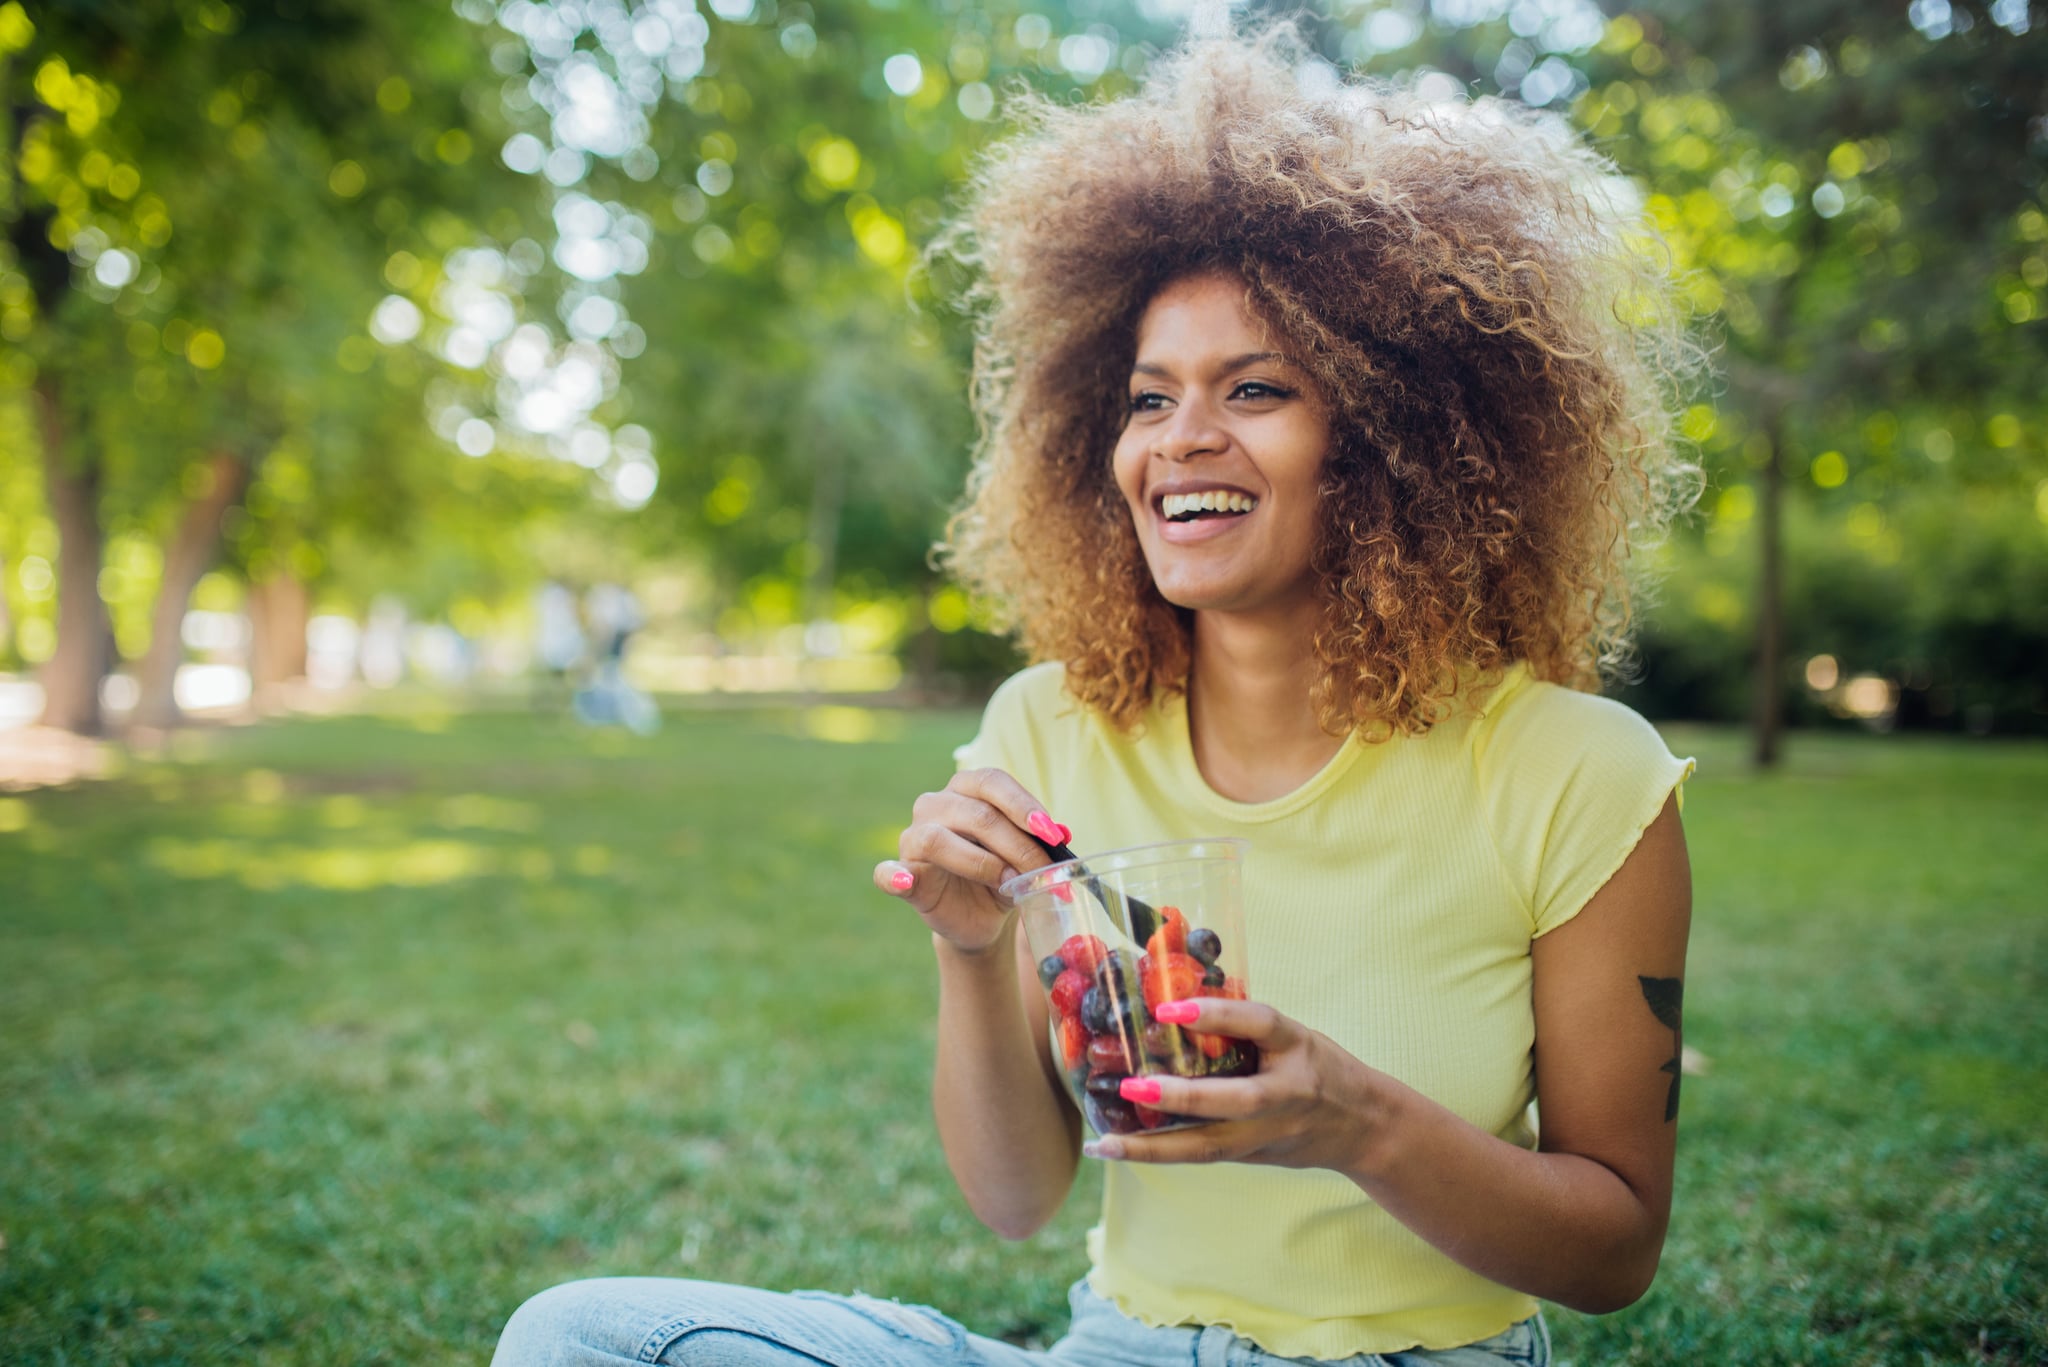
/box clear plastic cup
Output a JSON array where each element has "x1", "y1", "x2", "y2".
[{"x1": 1001, "y1": 838, "x2": 1256, "y2": 1141}]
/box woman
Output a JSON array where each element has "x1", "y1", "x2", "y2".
[{"x1": 494, "y1": 28, "x2": 1698, "y2": 1367}]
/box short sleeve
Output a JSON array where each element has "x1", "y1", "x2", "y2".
[
  {"x1": 1473, "y1": 679, "x2": 1696, "y2": 938},
  {"x1": 950, "y1": 662, "x2": 1065, "y2": 798}
]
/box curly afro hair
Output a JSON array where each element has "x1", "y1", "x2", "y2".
[{"x1": 935, "y1": 26, "x2": 1703, "y2": 738}]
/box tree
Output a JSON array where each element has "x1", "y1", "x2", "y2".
[
  {"x1": 2, "y1": 1, "x2": 552, "y2": 729},
  {"x1": 1599, "y1": 2, "x2": 2048, "y2": 757}
]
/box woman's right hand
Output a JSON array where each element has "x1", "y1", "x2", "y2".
[{"x1": 872, "y1": 767, "x2": 1066, "y2": 954}]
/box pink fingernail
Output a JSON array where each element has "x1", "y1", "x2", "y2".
[
  {"x1": 1119, "y1": 1076, "x2": 1162, "y2": 1104},
  {"x1": 888, "y1": 869, "x2": 914, "y2": 892},
  {"x1": 1027, "y1": 811, "x2": 1063, "y2": 844},
  {"x1": 1153, "y1": 1000, "x2": 1199, "y2": 1025}
]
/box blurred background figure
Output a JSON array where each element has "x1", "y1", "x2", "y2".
[
  {"x1": 573, "y1": 580, "x2": 655, "y2": 734},
  {"x1": 531, "y1": 579, "x2": 586, "y2": 714}
]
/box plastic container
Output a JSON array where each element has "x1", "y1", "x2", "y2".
[{"x1": 1002, "y1": 838, "x2": 1257, "y2": 1140}]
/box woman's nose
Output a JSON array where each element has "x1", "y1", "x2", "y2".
[{"x1": 1153, "y1": 396, "x2": 1226, "y2": 461}]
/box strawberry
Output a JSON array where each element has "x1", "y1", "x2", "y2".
[
  {"x1": 1144, "y1": 905, "x2": 1188, "y2": 959},
  {"x1": 1140, "y1": 950, "x2": 1204, "y2": 1012},
  {"x1": 1058, "y1": 934, "x2": 1109, "y2": 974},
  {"x1": 1192, "y1": 1028, "x2": 1229, "y2": 1060},
  {"x1": 1056, "y1": 1015, "x2": 1089, "y2": 1070},
  {"x1": 1049, "y1": 968, "x2": 1090, "y2": 1020},
  {"x1": 1135, "y1": 1103, "x2": 1171, "y2": 1130},
  {"x1": 1220, "y1": 975, "x2": 1248, "y2": 1001}
]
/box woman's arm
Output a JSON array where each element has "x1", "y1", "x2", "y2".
[
  {"x1": 1093, "y1": 794, "x2": 1692, "y2": 1312},
  {"x1": 930, "y1": 922, "x2": 1084, "y2": 1239},
  {"x1": 875, "y1": 768, "x2": 1082, "y2": 1240},
  {"x1": 1345, "y1": 792, "x2": 1692, "y2": 1309}
]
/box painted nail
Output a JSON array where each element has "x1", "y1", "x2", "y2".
[
  {"x1": 1153, "y1": 1000, "x2": 1199, "y2": 1025},
  {"x1": 1119, "y1": 1076, "x2": 1162, "y2": 1104},
  {"x1": 888, "y1": 869, "x2": 915, "y2": 893},
  {"x1": 1083, "y1": 1138, "x2": 1122, "y2": 1160},
  {"x1": 1027, "y1": 810, "x2": 1064, "y2": 845}
]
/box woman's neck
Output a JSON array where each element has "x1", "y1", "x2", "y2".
[{"x1": 1186, "y1": 601, "x2": 1346, "y2": 804}]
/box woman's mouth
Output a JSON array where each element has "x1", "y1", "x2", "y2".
[{"x1": 1158, "y1": 490, "x2": 1259, "y2": 523}]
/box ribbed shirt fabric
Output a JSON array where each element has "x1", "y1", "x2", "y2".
[{"x1": 953, "y1": 660, "x2": 1695, "y2": 1358}]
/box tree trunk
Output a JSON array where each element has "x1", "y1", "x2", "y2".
[
  {"x1": 32, "y1": 376, "x2": 111, "y2": 736},
  {"x1": 1751, "y1": 406, "x2": 1786, "y2": 769},
  {"x1": 130, "y1": 452, "x2": 248, "y2": 731},
  {"x1": 246, "y1": 569, "x2": 309, "y2": 707}
]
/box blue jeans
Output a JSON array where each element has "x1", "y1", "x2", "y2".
[{"x1": 491, "y1": 1274, "x2": 1551, "y2": 1367}]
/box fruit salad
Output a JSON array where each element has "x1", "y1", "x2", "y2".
[{"x1": 1035, "y1": 905, "x2": 1259, "y2": 1136}]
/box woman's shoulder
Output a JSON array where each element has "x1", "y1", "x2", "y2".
[
  {"x1": 1466, "y1": 668, "x2": 1695, "y2": 934},
  {"x1": 953, "y1": 661, "x2": 1081, "y2": 781},
  {"x1": 983, "y1": 660, "x2": 1072, "y2": 715},
  {"x1": 1466, "y1": 664, "x2": 1687, "y2": 803},
  {"x1": 1469, "y1": 667, "x2": 1674, "y2": 771}
]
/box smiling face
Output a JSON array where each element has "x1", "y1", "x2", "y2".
[{"x1": 1112, "y1": 271, "x2": 1332, "y2": 618}]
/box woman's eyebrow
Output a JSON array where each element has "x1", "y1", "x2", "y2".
[{"x1": 1130, "y1": 350, "x2": 1288, "y2": 378}]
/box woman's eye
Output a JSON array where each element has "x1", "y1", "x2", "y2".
[
  {"x1": 1232, "y1": 381, "x2": 1292, "y2": 401},
  {"x1": 1129, "y1": 391, "x2": 1169, "y2": 412}
]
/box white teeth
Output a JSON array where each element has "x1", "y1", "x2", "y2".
[{"x1": 1161, "y1": 491, "x2": 1258, "y2": 520}]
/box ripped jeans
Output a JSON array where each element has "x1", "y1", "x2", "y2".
[{"x1": 490, "y1": 1275, "x2": 1551, "y2": 1367}]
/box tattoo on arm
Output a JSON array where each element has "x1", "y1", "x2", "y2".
[{"x1": 1638, "y1": 975, "x2": 1683, "y2": 1123}]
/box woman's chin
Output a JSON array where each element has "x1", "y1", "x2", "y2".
[{"x1": 1150, "y1": 574, "x2": 1280, "y2": 616}]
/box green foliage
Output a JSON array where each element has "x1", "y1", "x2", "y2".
[
  {"x1": 4, "y1": 2, "x2": 2045, "y2": 712},
  {"x1": 0, "y1": 712, "x2": 2043, "y2": 1362},
  {"x1": 1621, "y1": 485, "x2": 2048, "y2": 731}
]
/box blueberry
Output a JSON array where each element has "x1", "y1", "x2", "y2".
[
  {"x1": 1080, "y1": 985, "x2": 1115, "y2": 1036},
  {"x1": 1202, "y1": 962, "x2": 1226, "y2": 988},
  {"x1": 1037, "y1": 953, "x2": 1067, "y2": 989},
  {"x1": 1186, "y1": 928, "x2": 1222, "y2": 966},
  {"x1": 1095, "y1": 954, "x2": 1131, "y2": 997}
]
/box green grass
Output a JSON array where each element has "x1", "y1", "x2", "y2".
[{"x1": 1, "y1": 706, "x2": 2043, "y2": 1365}]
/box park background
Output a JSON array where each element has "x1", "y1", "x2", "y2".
[{"x1": 2, "y1": 0, "x2": 2043, "y2": 1362}]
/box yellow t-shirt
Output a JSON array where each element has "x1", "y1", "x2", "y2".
[{"x1": 953, "y1": 660, "x2": 1695, "y2": 1358}]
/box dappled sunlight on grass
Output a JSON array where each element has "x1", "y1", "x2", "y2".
[
  {"x1": 796, "y1": 704, "x2": 906, "y2": 745},
  {"x1": 145, "y1": 834, "x2": 499, "y2": 890},
  {"x1": 434, "y1": 792, "x2": 543, "y2": 832}
]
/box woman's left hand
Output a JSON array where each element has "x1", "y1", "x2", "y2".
[{"x1": 1082, "y1": 997, "x2": 1391, "y2": 1173}]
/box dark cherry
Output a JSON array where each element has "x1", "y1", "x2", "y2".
[
  {"x1": 1083, "y1": 1093, "x2": 1142, "y2": 1136},
  {"x1": 1142, "y1": 1021, "x2": 1185, "y2": 1060},
  {"x1": 1087, "y1": 1034, "x2": 1135, "y2": 1074},
  {"x1": 1083, "y1": 1071, "x2": 1129, "y2": 1097}
]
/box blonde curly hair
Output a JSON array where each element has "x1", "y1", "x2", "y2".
[{"x1": 935, "y1": 27, "x2": 1702, "y2": 737}]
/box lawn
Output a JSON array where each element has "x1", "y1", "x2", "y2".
[{"x1": 1, "y1": 703, "x2": 2043, "y2": 1365}]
